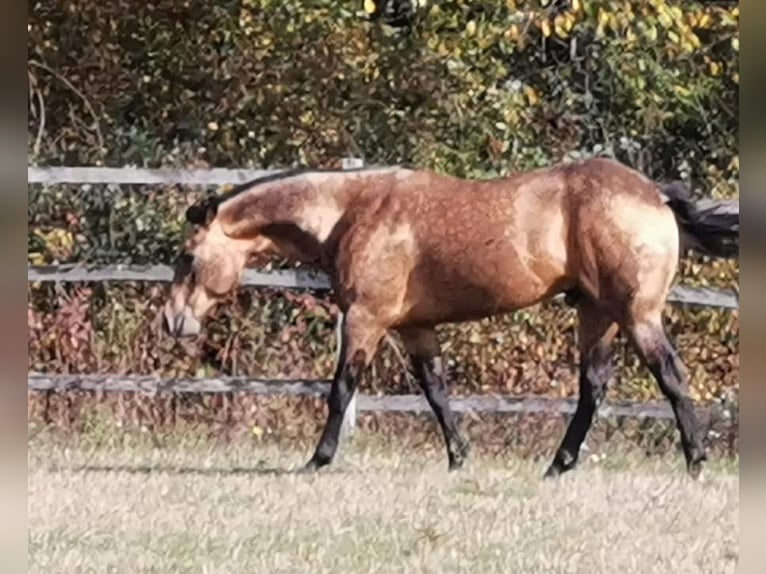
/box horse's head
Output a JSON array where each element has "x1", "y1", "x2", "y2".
[{"x1": 162, "y1": 196, "x2": 271, "y2": 338}]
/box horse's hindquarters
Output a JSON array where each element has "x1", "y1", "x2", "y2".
[{"x1": 574, "y1": 194, "x2": 680, "y2": 322}]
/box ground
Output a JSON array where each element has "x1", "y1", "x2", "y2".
[{"x1": 28, "y1": 431, "x2": 739, "y2": 574}]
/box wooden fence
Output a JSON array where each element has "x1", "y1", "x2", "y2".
[{"x1": 27, "y1": 161, "x2": 740, "y2": 434}]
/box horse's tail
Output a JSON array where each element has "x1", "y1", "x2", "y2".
[{"x1": 659, "y1": 181, "x2": 739, "y2": 258}]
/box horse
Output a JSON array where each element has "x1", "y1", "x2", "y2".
[{"x1": 162, "y1": 157, "x2": 738, "y2": 478}]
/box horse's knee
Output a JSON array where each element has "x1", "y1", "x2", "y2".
[{"x1": 580, "y1": 339, "x2": 614, "y2": 406}]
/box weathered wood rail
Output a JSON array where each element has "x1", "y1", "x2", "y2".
[{"x1": 28, "y1": 374, "x2": 697, "y2": 421}]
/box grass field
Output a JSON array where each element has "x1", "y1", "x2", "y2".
[{"x1": 28, "y1": 431, "x2": 739, "y2": 573}]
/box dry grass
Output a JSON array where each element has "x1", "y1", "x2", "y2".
[{"x1": 28, "y1": 432, "x2": 739, "y2": 574}]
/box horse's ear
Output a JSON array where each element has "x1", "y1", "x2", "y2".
[{"x1": 185, "y1": 197, "x2": 218, "y2": 227}]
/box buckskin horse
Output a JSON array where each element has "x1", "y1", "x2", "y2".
[{"x1": 162, "y1": 157, "x2": 738, "y2": 478}]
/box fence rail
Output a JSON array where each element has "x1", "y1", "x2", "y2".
[
  {"x1": 27, "y1": 264, "x2": 738, "y2": 308},
  {"x1": 27, "y1": 162, "x2": 739, "y2": 431},
  {"x1": 29, "y1": 374, "x2": 708, "y2": 421},
  {"x1": 23, "y1": 164, "x2": 743, "y2": 220},
  {"x1": 28, "y1": 166, "x2": 285, "y2": 186},
  {"x1": 28, "y1": 264, "x2": 332, "y2": 290}
]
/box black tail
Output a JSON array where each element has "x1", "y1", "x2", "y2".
[{"x1": 660, "y1": 181, "x2": 739, "y2": 259}]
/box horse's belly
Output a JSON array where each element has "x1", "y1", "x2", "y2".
[{"x1": 402, "y1": 255, "x2": 568, "y2": 325}]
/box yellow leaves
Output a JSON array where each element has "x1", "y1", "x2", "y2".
[
  {"x1": 697, "y1": 13, "x2": 712, "y2": 29},
  {"x1": 708, "y1": 60, "x2": 721, "y2": 77},
  {"x1": 679, "y1": 40, "x2": 695, "y2": 54},
  {"x1": 206, "y1": 121, "x2": 219, "y2": 132},
  {"x1": 40, "y1": 228, "x2": 74, "y2": 249},
  {"x1": 571, "y1": 0, "x2": 581, "y2": 13},
  {"x1": 503, "y1": 108, "x2": 519, "y2": 128},
  {"x1": 731, "y1": 37, "x2": 739, "y2": 52},
  {"x1": 596, "y1": 9, "x2": 609, "y2": 36},
  {"x1": 523, "y1": 85, "x2": 539, "y2": 106},
  {"x1": 553, "y1": 18, "x2": 565, "y2": 39},
  {"x1": 657, "y1": 10, "x2": 673, "y2": 29},
  {"x1": 363, "y1": 0, "x2": 376, "y2": 14},
  {"x1": 594, "y1": 7, "x2": 625, "y2": 38},
  {"x1": 466, "y1": 20, "x2": 477, "y2": 36},
  {"x1": 34, "y1": 228, "x2": 75, "y2": 261},
  {"x1": 28, "y1": 252, "x2": 45, "y2": 265},
  {"x1": 553, "y1": 13, "x2": 574, "y2": 38},
  {"x1": 540, "y1": 19, "x2": 551, "y2": 38},
  {"x1": 686, "y1": 32, "x2": 701, "y2": 50},
  {"x1": 505, "y1": 24, "x2": 520, "y2": 41},
  {"x1": 300, "y1": 110, "x2": 315, "y2": 125}
]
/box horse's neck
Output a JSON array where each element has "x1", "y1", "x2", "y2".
[{"x1": 258, "y1": 175, "x2": 353, "y2": 264}]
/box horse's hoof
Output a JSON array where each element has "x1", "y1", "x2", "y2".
[
  {"x1": 294, "y1": 464, "x2": 315, "y2": 475},
  {"x1": 687, "y1": 449, "x2": 707, "y2": 481},
  {"x1": 448, "y1": 440, "x2": 470, "y2": 471},
  {"x1": 296, "y1": 459, "x2": 324, "y2": 474},
  {"x1": 544, "y1": 450, "x2": 576, "y2": 479},
  {"x1": 687, "y1": 460, "x2": 705, "y2": 481},
  {"x1": 543, "y1": 464, "x2": 561, "y2": 480}
]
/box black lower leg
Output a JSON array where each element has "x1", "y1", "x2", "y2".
[
  {"x1": 411, "y1": 355, "x2": 469, "y2": 470},
  {"x1": 545, "y1": 347, "x2": 612, "y2": 477},
  {"x1": 645, "y1": 340, "x2": 707, "y2": 476},
  {"x1": 304, "y1": 351, "x2": 364, "y2": 470}
]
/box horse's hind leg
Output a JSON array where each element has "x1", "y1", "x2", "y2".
[
  {"x1": 545, "y1": 300, "x2": 618, "y2": 478},
  {"x1": 624, "y1": 316, "x2": 707, "y2": 478},
  {"x1": 398, "y1": 326, "x2": 469, "y2": 470}
]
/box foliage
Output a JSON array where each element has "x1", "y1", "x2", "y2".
[{"x1": 27, "y1": 0, "x2": 738, "y2": 413}]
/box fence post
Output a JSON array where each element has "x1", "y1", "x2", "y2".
[{"x1": 338, "y1": 157, "x2": 364, "y2": 440}]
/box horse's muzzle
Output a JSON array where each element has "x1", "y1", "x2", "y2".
[{"x1": 163, "y1": 303, "x2": 201, "y2": 338}]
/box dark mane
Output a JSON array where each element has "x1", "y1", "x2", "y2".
[{"x1": 216, "y1": 164, "x2": 402, "y2": 204}]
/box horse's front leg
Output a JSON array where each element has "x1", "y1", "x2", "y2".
[
  {"x1": 398, "y1": 326, "x2": 470, "y2": 470},
  {"x1": 302, "y1": 307, "x2": 385, "y2": 471}
]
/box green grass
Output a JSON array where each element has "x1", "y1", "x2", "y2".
[{"x1": 28, "y1": 431, "x2": 739, "y2": 573}]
